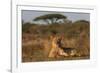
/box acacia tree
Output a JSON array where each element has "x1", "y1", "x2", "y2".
[{"x1": 33, "y1": 14, "x2": 67, "y2": 24}]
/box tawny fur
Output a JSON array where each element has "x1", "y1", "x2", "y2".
[{"x1": 48, "y1": 36, "x2": 76, "y2": 58}]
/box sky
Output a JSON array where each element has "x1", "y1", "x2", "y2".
[{"x1": 22, "y1": 10, "x2": 90, "y2": 23}]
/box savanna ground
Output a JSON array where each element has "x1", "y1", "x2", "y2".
[{"x1": 22, "y1": 20, "x2": 90, "y2": 62}]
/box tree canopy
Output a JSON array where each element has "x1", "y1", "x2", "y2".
[{"x1": 33, "y1": 14, "x2": 67, "y2": 24}]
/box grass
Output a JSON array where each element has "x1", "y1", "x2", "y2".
[{"x1": 22, "y1": 20, "x2": 90, "y2": 62}]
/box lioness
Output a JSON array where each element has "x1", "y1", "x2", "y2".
[{"x1": 48, "y1": 35, "x2": 76, "y2": 58}]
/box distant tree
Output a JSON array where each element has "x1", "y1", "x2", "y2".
[
  {"x1": 33, "y1": 14, "x2": 67, "y2": 24},
  {"x1": 73, "y1": 20, "x2": 89, "y2": 24}
]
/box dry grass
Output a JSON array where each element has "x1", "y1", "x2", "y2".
[{"x1": 22, "y1": 20, "x2": 90, "y2": 62}]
